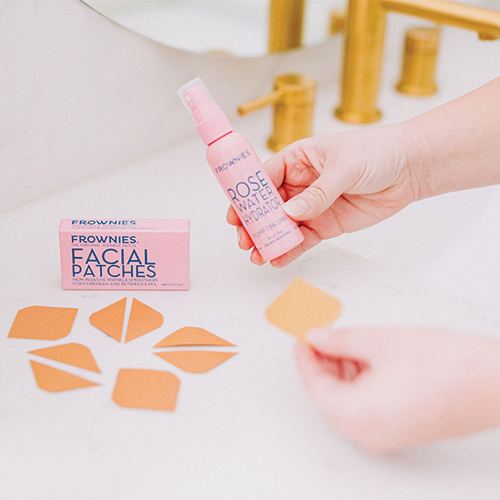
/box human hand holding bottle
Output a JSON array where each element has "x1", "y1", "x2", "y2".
[
  {"x1": 227, "y1": 77, "x2": 500, "y2": 267},
  {"x1": 227, "y1": 124, "x2": 419, "y2": 266}
]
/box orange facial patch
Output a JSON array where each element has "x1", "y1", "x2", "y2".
[
  {"x1": 10, "y1": 299, "x2": 237, "y2": 410},
  {"x1": 89, "y1": 298, "x2": 126, "y2": 342},
  {"x1": 29, "y1": 343, "x2": 101, "y2": 373},
  {"x1": 125, "y1": 299, "x2": 164, "y2": 343},
  {"x1": 8, "y1": 306, "x2": 78, "y2": 341},
  {"x1": 266, "y1": 278, "x2": 342, "y2": 342},
  {"x1": 154, "y1": 326, "x2": 235, "y2": 348},
  {"x1": 154, "y1": 350, "x2": 236, "y2": 373},
  {"x1": 112, "y1": 368, "x2": 180, "y2": 411},
  {"x1": 30, "y1": 361, "x2": 99, "y2": 392}
]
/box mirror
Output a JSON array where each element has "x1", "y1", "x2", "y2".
[{"x1": 81, "y1": 0, "x2": 343, "y2": 58}]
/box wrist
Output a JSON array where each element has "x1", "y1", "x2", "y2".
[
  {"x1": 396, "y1": 78, "x2": 500, "y2": 200},
  {"x1": 397, "y1": 118, "x2": 433, "y2": 201}
]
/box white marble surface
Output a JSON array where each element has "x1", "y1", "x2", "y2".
[{"x1": 1, "y1": 134, "x2": 500, "y2": 499}]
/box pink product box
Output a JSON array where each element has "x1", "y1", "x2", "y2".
[{"x1": 59, "y1": 219, "x2": 189, "y2": 290}]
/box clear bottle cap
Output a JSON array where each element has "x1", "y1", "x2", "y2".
[
  {"x1": 177, "y1": 78, "x2": 217, "y2": 125},
  {"x1": 177, "y1": 78, "x2": 232, "y2": 145}
]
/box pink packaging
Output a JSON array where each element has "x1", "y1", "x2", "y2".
[
  {"x1": 177, "y1": 78, "x2": 303, "y2": 262},
  {"x1": 59, "y1": 219, "x2": 189, "y2": 290}
]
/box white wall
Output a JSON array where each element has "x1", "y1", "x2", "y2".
[{"x1": 0, "y1": 0, "x2": 340, "y2": 214}]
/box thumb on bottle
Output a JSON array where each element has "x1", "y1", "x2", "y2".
[{"x1": 283, "y1": 178, "x2": 341, "y2": 220}]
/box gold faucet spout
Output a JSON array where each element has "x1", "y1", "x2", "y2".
[
  {"x1": 381, "y1": 0, "x2": 500, "y2": 40},
  {"x1": 335, "y1": 0, "x2": 500, "y2": 124}
]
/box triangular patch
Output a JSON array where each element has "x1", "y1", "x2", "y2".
[
  {"x1": 89, "y1": 298, "x2": 126, "y2": 342},
  {"x1": 29, "y1": 343, "x2": 100, "y2": 373},
  {"x1": 154, "y1": 326, "x2": 234, "y2": 348},
  {"x1": 30, "y1": 361, "x2": 99, "y2": 392},
  {"x1": 124, "y1": 299, "x2": 163, "y2": 343},
  {"x1": 155, "y1": 351, "x2": 236, "y2": 373}
]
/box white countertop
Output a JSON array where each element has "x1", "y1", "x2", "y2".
[{"x1": 2, "y1": 132, "x2": 500, "y2": 499}]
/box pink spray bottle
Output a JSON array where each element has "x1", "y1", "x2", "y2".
[{"x1": 178, "y1": 78, "x2": 304, "y2": 262}]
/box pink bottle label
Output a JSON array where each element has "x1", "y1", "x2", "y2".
[{"x1": 206, "y1": 132, "x2": 303, "y2": 261}]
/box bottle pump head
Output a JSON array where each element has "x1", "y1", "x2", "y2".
[{"x1": 177, "y1": 78, "x2": 233, "y2": 145}]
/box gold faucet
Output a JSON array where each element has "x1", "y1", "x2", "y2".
[
  {"x1": 396, "y1": 26, "x2": 441, "y2": 96},
  {"x1": 335, "y1": 0, "x2": 500, "y2": 124},
  {"x1": 268, "y1": 0, "x2": 305, "y2": 53},
  {"x1": 238, "y1": 74, "x2": 316, "y2": 152}
]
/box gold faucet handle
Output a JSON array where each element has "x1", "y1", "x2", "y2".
[
  {"x1": 237, "y1": 90, "x2": 284, "y2": 116},
  {"x1": 238, "y1": 74, "x2": 316, "y2": 114},
  {"x1": 396, "y1": 26, "x2": 440, "y2": 96},
  {"x1": 329, "y1": 8, "x2": 346, "y2": 36},
  {"x1": 237, "y1": 74, "x2": 317, "y2": 152}
]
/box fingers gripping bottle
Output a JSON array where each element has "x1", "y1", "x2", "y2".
[{"x1": 178, "y1": 78, "x2": 304, "y2": 261}]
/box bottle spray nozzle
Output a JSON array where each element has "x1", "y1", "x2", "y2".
[
  {"x1": 177, "y1": 78, "x2": 233, "y2": 145},
  {"x1": 178, "y1": 78, "x2": 218, "y2": 126}
]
